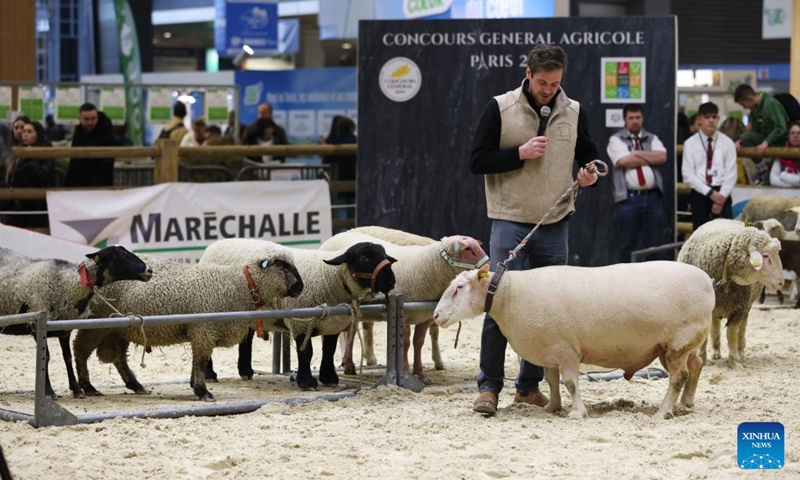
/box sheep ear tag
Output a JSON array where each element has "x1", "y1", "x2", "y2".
[
  {"x1": 750, "y1": 251, "x2": 763, "y2": 271},
  {"x1": 453, "y1": 243, "x2": 461, "y2": 252},
  {"x1": 261, "y1": 259, "x2": 270, "y2": 270}
]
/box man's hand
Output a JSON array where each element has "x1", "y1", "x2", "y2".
[
  {"x1": 710, "y1": 191, "x2": 726, "y2": 206},
  {"x1": 755, "y1": 141, "x2": 768, "y2": 156},
  {"x1": 711, "y1": 203, "x2": 723, "y2": 215},
  {"x1": 734, "y1": 140, "x2": 741, "y2": 153},
  {"x1": 519, "y1": 136, "x2": 548, "y2": 160},
  {"x1": 577, "y1": 167, "x2": 599, "y2": 187}
]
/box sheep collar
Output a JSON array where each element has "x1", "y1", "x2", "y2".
[
  {"x1": 439, "y1": 242, "x2": 490, "y2": 272},
  {"x1": 484, "y1": 261, "x2": 507, "y2": 314},
  {"x1": 78, "y1": 260, "x2": 102, "y2": 288},
  {"x1": 349, "y1": 259, "x2": 392, "y2": 292},
  {"x1": 242, "y1": 264, "x2": 267, "y2": 339}
]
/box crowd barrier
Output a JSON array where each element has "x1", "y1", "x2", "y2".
[{"x1": 0, "y1": 293, "x2": 435, "y2": 428}]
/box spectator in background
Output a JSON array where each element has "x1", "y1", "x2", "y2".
[
  {"x1": 224, "y1": 110, "x2": 247, "y2": 140},
  {"x1": 158, "y1": 102, "x2": 188, "y2": 142},
  {"x1": 65, "y1": 103, "x2": 117, "y2": 187},
  {"x1": 10, "y1": 116, "x2": 30, "y2": 147},
  {"x1": 255, "y1": 102, "x2": 288, "y2": 144},
  {"x1": 681, "y1": 102, "x2": 737, "y2": 231},
  {"x1": 607, "y1": 104, "x2": 668, "y2": 263},
  {"x1": 44, "y1": 114, "x2": 68, "y2": 142},
  {"x1": 323, "y1": 116, "x2": 357, "y2": 220},
  {"x1": 4, "y1": 120, "x2": 55, "y2": 227},
  {"x1": 689, "y1": 114, "x2": 700, "y2": 135},
  {"x1": 733, "y1": 84, "x2": 790, "y2": 184},
  {"x1": 719, "y1": 117, "x2": 747, "y2": 142},
  {"x1": 180, "y1": 118, "x2": 208, "y2": 147},
  {"x1": 244, "y1": 118, "x2": 289, "y2": 163},
  {"x1": 205, "y1": 125, "x2": 222, "y2": 142},
  {"x1": 677, "y1": 110, "x2": 691, "y2": 145},
  {"x1": 769, "y1": 121, "x2": 800, "y2": 188}
]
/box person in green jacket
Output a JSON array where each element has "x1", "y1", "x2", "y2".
[{"x1": 733, "y1": 84, "x2": 790, "y2": 184}]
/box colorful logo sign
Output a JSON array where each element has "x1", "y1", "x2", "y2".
[
  {"x1": 738, "y1": 422, "x2": 784, "y2": 470},
  {"x1": 601, "y1": 57, "x2": 646, "y2": 104}
]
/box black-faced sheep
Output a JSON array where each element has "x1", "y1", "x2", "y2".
[
  {"x1": 0, "y1": 246, "x2": 152, "y2": 398},
  {"x1": 200, "y1": 240, "x2": 397, "y2": 390}
]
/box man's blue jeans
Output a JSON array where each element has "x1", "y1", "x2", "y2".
[
  {"x1": 477, "y1": 219, "x2": 568, "y2": 394},
  {"x1": 616, "y1": 191, "x2": 665, "y2": 263}
]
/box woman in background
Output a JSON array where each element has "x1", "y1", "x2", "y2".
[
  {"x1": 4, "y1": 120, "x2": 55, "y2": 227},
  {"x1": 770, "y1": 121, "x2": 800, "y2": 187}
]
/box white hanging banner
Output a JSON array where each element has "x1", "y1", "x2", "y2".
[
  {"x1": 205, "y1": 88, "x2": 230, "y2": 123},
  {"x1": 19, "y1": 86, "x2": 44, "y2": 122},
  {"x1": 763, "y1": 0, "x2": 792, "y2": 39},
  {"x1": 46, "y1": 181, "x2": 332, "y2": 263},
  {"x1": 148, "y1": 87, "x2": 174, "y2": 122},
  {"x1": 0, "y1": 87, "x2": 12, "y2": 120},
  {"x1": 99, "y1": 88, "x2": 126, "y2": 125},
  {"x1": 55, "y1": 87, "x2": 82, "y2": 125}
]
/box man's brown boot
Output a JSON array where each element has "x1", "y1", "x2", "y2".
[
  {"x1": 513, "y1": 389, "x2": 548, "y2": 407},
  {"x1": 473, "y1": 391, "x2": 498, "y2": 415}
]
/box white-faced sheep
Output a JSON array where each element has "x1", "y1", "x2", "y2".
[
  {"x1": 200, "y1": 240, "x2": 396, "y2": 390},
  {"x1": 433, "y1": 262, "x2": 714, "y2": 419},
  {"x1": 741, "y1": 195, "x2": 800, "y2": 236},
  {"x1": 320, "y1": 231, "x2": 488, "y2": 384},
  {"x1": 0, "y1": 246, "x2": 152, "y2": 398},
  {"x1": 677, "y1": 219, "x2": 784, "y2": 369},
  {"x1": 73, "y1": 250, "x2": 303, "y2": 401}
]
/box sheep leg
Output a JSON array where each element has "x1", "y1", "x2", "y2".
[
  {"x1": 726, "y1": 322, "x2": 743, "y2": 370},
  {"x1": 402, "y1": 324, "x2": 411, "y2": 373},
  {"x1": 679, "y1": 351, "x2": 704, "y2": 410},
  {"x1": 237, "y1": 328, "x2": 255, "y2": 380},
  {"x1": 40, "y1": 342, "x2": 57, "y2": 400},
  {"x1": 737, "y1": 317, "x2": 748, "y2": 359},
  {"x1": 318, "y1": 334, "x2": 340, "y2": 387},
  {"x1": 362, "y1": 322, "x2": 377, "y2": 366},
  {"x1": 73, "y1": 329, "x2": 105, "y2": 396},
  {"x1": 58, "y1": 332, "x2": 84, "y2": 399},
  {"x1": 710, "y1": 317, "x2": 722, "y2": 360},
  {"x1": 190, "y1": 342, "x2": 215, "y2": 401},
  {"x1": 560, "y1": 362, "x2": 586, "y2": 419},
  {"x1": 777, "y1": 289, "x2": 784, "y2": 305},
  {"x1": 341, "y1": 324, "x2": 357, "y2": 376},
  {"x1": 656, "y1": 350, "x2": 690, "y2": 419},
  {"x1": 204, "y1": 357, "x2": 217, "y2": 382},
  {"x1": 111, "y1": 354, "x2": 149, "y2": 395},
  {"x1": 412, "y1": 320, "x2": 431, "y2": 384},
  {"x1": 294, "y1": 334, "x2": 318, "y2": 390},
  {"x1": 543, "y1": 366, "x2": 562, "y2": 414},
  {"x1": 698, "y1": 335, "x2": 708, "y2": 365},
  {"x1": 429, "y1": 323, "x2": 445, "y2": 370},
  {"x1": 758, "y1": 286, "x2": 766, "y2": 304}
]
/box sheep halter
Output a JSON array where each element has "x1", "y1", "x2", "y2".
[
  {"x1": 439, "y1": 242, "x2": 490, "y2": 272},
  {"x1": 484, "y1": 159, "x2": 609, "y2": 314},
  {"x1": 242, "y1": 265, "x2": 267, "y2": 339},
  {"x1": 350, "y1": 259, "x2": 392, "y2": 292}
]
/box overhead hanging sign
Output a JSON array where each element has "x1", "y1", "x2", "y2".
[
  {"x1": 215, "y1": 0, "x2": 279, "y2": 57},
  {"x1": 763, "y1": 0, "x2": 792, "y2": 39}
]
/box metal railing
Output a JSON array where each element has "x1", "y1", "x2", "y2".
[{"x1": 0, "y1": 294, "x2": 437, "y2": 428}]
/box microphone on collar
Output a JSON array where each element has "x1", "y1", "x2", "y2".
[{"x1": 537, "y1": 106, "x2": 551, "y2": 136}]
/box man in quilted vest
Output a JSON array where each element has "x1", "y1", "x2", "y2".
[{"x1": 469, "y1": 44, "x2": 600, "y2": 416}]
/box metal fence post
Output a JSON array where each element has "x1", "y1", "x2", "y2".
[
  {"x1": 32, "y1": 313, "x2": 77, "y2": 428},
  {"x1": 272, "y1": 330, "x2": 282, "y2": 374}
]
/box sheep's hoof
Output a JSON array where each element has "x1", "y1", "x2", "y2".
[
  {"x1": 319, "y1": 370, "x2": 339, "y2": 387},
  {"x1": 567, "y1": 410, "x2": 587, "y2": 419},
  {"x1": 72, "y1": 389, "x2": 86, "y2": 399},
  {"x1": 544, "y1": 402, "x2": 561, "y2": 414},
  {"x1": 238, "y1": 368, "x2": 254, "y2": 381},
  {"x1": 201, "y1": 393, "x2": 215, "y2": 402},
  {"x1": 294, "y1": 374, "x2": 319, "y2": 391},
  {"x1": 659, "y1": 410, "x2": 675, "y2": 420},
  {"x1": 81, "y1": 385, "x2": 103, "y2": 397},
  {"x1": 134, "y1": 388, "x2": 151, "y2": 395},
  {"x1": 343, "y1": 364, "x2": 357, "y2": 376}
]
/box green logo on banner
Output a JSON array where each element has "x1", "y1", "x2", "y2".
[{"x1": 113, "y1": 0, "x2": 144, "y2": 145}]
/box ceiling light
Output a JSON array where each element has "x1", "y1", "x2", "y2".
[
  {"x1": 342, "y1": 42, "x2": 353, "y2": 50},
  {"x1": 163, "y1": 31, "x2": 172, "y2": 39},
  {"x1": 243, "y1": 44, "x2": 255, "y2": 55},
  {"x1": 177, "y1": 95, "x2": 196, "y2": 104}
]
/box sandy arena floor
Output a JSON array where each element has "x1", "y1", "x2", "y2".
[{"x1": 0, "y1": 302, "x2": 798, "y2": 479}]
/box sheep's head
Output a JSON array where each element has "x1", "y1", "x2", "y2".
[
  {"x1": 433, "y1": 263, "x2": 491, "y2": 328},
  {"x1": 248, "y1": 251, "x2": 304, "y2": 304},
  {"x1": 729, "y1": 228, "x2": 784, "y2": 290},
  {"x1": 752, "y1": 218, "x2": 786, "y2": 240},
  {"x1": 439, "y1": 235, "x2": 489, "y2": 272},
  {"x1": 324, "y1": 242, "x2": 397, "y2": 295},
  {"x1": 81, "y1": 246, "x2": 153, "y2": 287}
]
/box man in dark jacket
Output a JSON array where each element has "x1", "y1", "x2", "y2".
[{"x1": 65, "y1": 103, "x2": 117, "y2": 187}]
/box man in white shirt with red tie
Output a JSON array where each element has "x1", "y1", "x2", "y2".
[
  {"x1": 681, "y1": 102, "x2": 737, "y2": 231},
  {"x1": 607, "y1": 104, "x2": 668, "y2": 263}
]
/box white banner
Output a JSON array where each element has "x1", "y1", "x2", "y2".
[
  {"x1": 46, "y1": 181, "x2": 332, "y2": 263},
  {"x1": 763, "y1": 0, "x2": 792, "y2": 39},
  {"x1": 0, "y1": 223, "x2": 95, "y2": 262}
]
